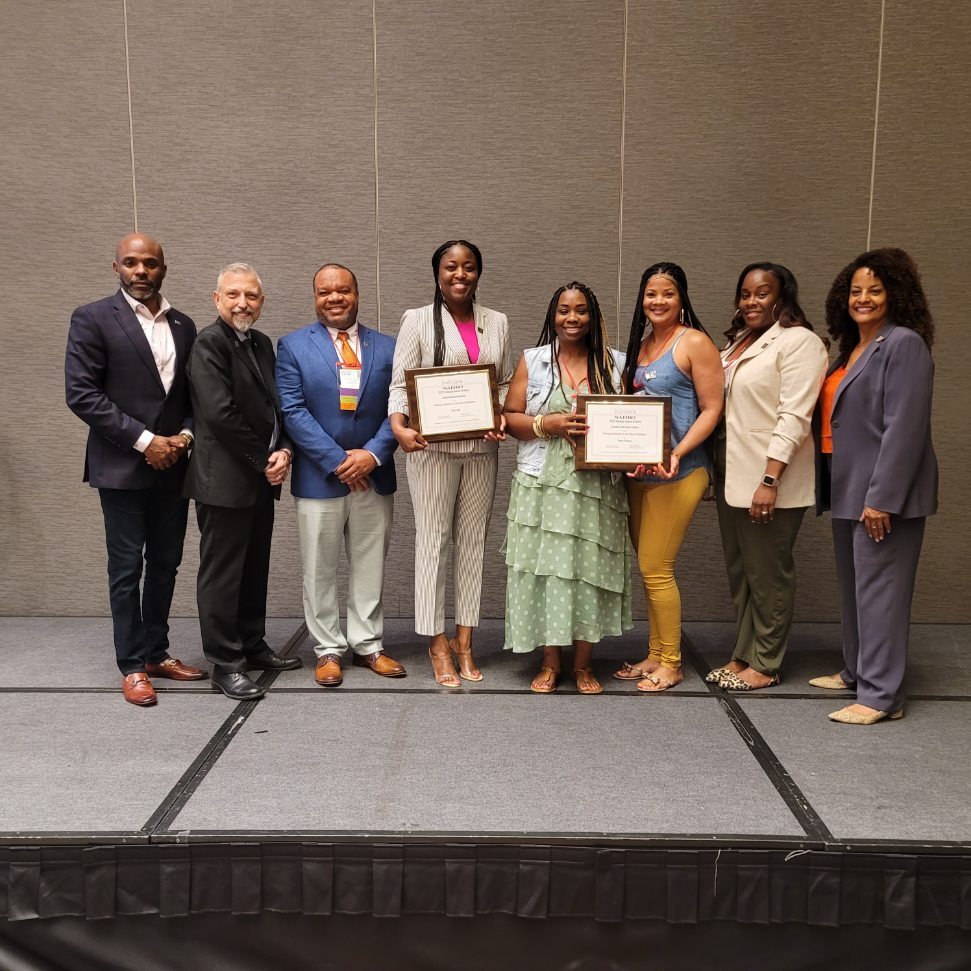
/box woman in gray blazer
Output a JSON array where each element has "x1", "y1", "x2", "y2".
[{"x1": 811, "y1": 248, "x2": 937, "y2": 725}]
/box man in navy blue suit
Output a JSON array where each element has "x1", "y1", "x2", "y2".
[
  {"x1": 276, "y1": 264, "x2": 402, "y2": 687},
  {"x1": 65, "y1": 234, "x2": 206, "y2": 706}
]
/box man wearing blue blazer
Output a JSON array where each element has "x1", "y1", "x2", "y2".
[
  {"x1": 65, "y1": 234, "x2": 206, "y2": 706},
  {"x1": 276, "y1": 264, "x2": 403, "y2": 687}
]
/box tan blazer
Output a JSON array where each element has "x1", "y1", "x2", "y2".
[
  {"x1": 721, "y1": 322, "x2": 828, "y2": 508},
  {"x1": 389, "y1": 302, "x2": 514, "y2": 455}
]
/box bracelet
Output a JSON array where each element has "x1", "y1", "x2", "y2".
[{"x1": 532, "y1": 414, "x2": 549, "y2": 440}]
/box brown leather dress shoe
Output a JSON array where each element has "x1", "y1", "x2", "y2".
[
  {"x1": 122, "y1": 672, "x2": 157, "y2": 707},
  {"x1": 145, "y1": 658, "x2": 207, "y2": 681},
  {"x1": 352, "y1": 651, "x2": 406, "y2": 678},
  {"x1": 314, "y1": 657, "x2": 343, "y2": 687}
]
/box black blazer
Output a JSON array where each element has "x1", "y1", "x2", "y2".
[
  {"x1": 183, "y1": 319, "x2": 290, "y2": 508},
  {"x1": 65, "y1": 290, "x2": 195, "y2": 490}
]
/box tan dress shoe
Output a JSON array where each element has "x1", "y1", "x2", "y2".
[
  {"x1": 122, "y1": 672, "x2": 157, "y2": 707},
  {"x1": 808, "y1": 674, "x2": 851, "y2": 690},
  {"x1": 352, "y1": 652, "x2": 406, "y2": 677},
  {"x1": 145, "y1": 658, "x2": 207, "y2": 681},
  {"x1": 828, "y1": 705, "x2": 904, "y2": 725},
  {"x1": 314, "y1": 657, "x2": 343, "y2": 687}
]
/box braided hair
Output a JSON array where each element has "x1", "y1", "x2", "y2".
[
  {"x1": 622, "y1": 262, "x2": 706, "y2": 394},
  {"x1": 536, "y1": 281, "x2": 618, "y2": 397},
  {"x1": 431, "y1": 239, "x2": 482, "y2": 366}
]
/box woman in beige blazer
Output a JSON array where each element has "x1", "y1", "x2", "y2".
[
  {"x1": 389, "y1": 240, "x2": 513, "y2": 687},
  {"x1": 708, "y1": 263, "x2": 827, "y2": 690}
]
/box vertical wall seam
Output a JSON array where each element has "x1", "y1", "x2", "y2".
[
  {"x1": 616, "y1": 0, "x2": 629, "y2": 345},
  {"x1": 122, "y1": 0, "x2": 138, "y2": 232},
  {"x1": 371, "y1": 0, "x2": 382, "y2": 330},
  {"x1": 866, "y1": 0, "x2": 886, "y2": 249}
]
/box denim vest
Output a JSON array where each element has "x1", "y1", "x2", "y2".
[{"x1": 516, "y1": 344, "x2": 626, "y2": 476}]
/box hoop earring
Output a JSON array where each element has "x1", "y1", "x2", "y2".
[{"x1": 771, "y1": 302, "x2": 781, "y2": 325}]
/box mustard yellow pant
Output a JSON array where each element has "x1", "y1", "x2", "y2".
[{"x1": 626, "y1": 467, "x2": 709, "y2": 668}]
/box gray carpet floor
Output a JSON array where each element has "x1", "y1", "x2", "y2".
[
  {"x1": 0, "y1": 693, "x2": 230, "y2": 831},
  {"x1": 0, "y1": 617, "x2": 300, "y2": 689},
  {"x1": 689, "y1": 622, "x2": 971, "y2": 698},
  {"x1": 170, "y1": 693, "x2": 803, "y2": 836},
  {"x1": 740, "y1": 698, "x2": 971, "y2": 842},
  {"x1": 1, "y1": 618, "x2": 968, "y2": 845}
]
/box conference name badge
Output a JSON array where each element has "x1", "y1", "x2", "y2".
[{"x1": 339, "y1": 365, "x2": 361, "y2": 411}]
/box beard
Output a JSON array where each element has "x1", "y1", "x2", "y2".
[
  {"x1": 229, "y1": 312, "x2": 255, "y2": 334},
  {"x1": 121, "y1": 278, "x2": 160, "y2": 302}
]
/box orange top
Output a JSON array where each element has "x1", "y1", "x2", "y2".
[{"x1": 819, "y1": 366, "x2": 848, "y2": 454}]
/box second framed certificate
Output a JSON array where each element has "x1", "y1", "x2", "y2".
[
  {"x1": 405, "y1": 363, "x2": 501, "y2": 442},
  {"x1": 574, "y1": 395, "x2": 672, "y2": 471}
]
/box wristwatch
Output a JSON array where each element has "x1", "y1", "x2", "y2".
[
  {"x1": 178, "y1": 432, "x2": 194, "y2": 448},
  {"x1": 761, "y1": 473, "x2": 780, "y2": 488}
]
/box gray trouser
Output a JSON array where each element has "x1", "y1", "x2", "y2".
[{"x1": 832, "y1": 516, "x2": 925, "y2": 713}]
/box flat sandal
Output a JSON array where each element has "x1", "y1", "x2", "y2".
[
  {"x1": 614, "y1": 661, "x2": 653, "y2": 681},
  {"x1": 573, "y1": 667, "x2": 604, "y2": 695},
  {"x1": 531, "y1": 666, "x2": 560, "y2": 694}
]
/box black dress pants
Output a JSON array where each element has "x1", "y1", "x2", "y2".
[
  {"x1": 99, "y1": 485, "x2": 189, "y2": 675},
  {"x1": 195, "y1": 483, "x2": 275, "y2": 671}
]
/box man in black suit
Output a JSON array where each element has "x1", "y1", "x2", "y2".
[
  {"x1": 184, "y1": 262, "x2": 301, "y2": 700},
  {"x1": 65, "y1": 233, "x2": 206, "y2": 706}
]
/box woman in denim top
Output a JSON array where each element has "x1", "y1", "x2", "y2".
[
  {"x1": 613, "y1": 262, "x2": 724, "y2": 692},
  {"x1": 502, "y1": 282, "x2": 633, "y2": 695}
]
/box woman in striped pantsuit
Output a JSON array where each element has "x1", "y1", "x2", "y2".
[{"x1": 389, "y1": 240, "x2": 513, "y2": 687}]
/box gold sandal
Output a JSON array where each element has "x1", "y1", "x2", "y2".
[
  {"x1": 428, "y1": 647, "x2": 460, "y2": 688},
  {"x1": 573, "y1": 667, "x2": 603, "y2": 695},
  {"x1": 449, "y1": 638, "x2": 483, "y2": 682},
  {"x1": 530, "y1": 666, "x2": 560, "y2": 694}
]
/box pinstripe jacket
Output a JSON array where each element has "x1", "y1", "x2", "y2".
[{"x1": 388, "y1": 301, "x2": 514, "y2": 455}]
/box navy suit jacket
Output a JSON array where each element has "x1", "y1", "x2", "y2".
[
  {"x1": 65, "y1": 290, "x2": 196, "y2": 490},
  {"x1": 276, "y1": 322, "x2": 397, "y2": 498},
  {"x1": 819, "y1": 322, "x2": 938, "y2": 520},
  {"x1": 183, "y1": 320, "x2": 291, "y2": 508}
]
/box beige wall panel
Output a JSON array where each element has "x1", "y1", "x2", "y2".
[
  {"x1": 868, "y1": 0, "x2": 971, "y2": 621},
  {"x1": 621, "y1": 0, "x2": 881, "y2": 621},
  {"x1": 124, "y1": 0, "x2": 378, "y2": 617},
  {"x1": 375, "y1": 0, "x2": 625, "y2": 618},
  {"x1": 0, "y1": 3, "x2": 135, "y2": 614}
]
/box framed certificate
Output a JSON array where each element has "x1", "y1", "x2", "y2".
[
  {"x1": 405, "y1": 363, "x2": 501, "y2": 442},
  {"x1": 574, "y1": 395, "x2": 672, "y2": 471}
]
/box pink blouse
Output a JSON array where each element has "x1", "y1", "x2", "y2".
[{"x1": 454, "y1": 319, "x2": 480, "y2": 364}]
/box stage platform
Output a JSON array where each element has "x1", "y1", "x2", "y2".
[{"x1": 2, "y1": 617, "x2": 969, "y2": 967}]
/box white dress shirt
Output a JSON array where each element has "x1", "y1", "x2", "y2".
[{"x1": 120, "y1": 290, "x2": 189, "y2": 453}]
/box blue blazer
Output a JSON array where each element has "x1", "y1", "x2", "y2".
[
  {"x1": 276, "y1": 322, "x2": 397, "y2": 498},
  {"x1": 65, "y1": 290, "x2": 195, "y2": 490},
  {"x1": 820, "y1": 322, "x2": 938, "y2": 520}
]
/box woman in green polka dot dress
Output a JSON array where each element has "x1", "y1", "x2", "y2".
[{"x1": 502, "y1": 282, "x2": 633, "y2": 694}]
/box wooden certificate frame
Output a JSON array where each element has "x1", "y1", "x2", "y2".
[
  {"x1": 404, "y1": 363, "x2": 501, "y2": 443},
  {"x1": 574, "y1": 394, "x2": 672, "y2": 471}
]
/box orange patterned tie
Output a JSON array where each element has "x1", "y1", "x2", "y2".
[{"x1": 336, "y1": 331, "x2": 360, "y2": 367}]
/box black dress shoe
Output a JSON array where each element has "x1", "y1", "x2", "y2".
[
  {"x1": 211, "y1": 669, "x2": 266, "y2": 700},
  {"x1": 246, "y1": 650, "x2": 303, "y2": 671}
]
